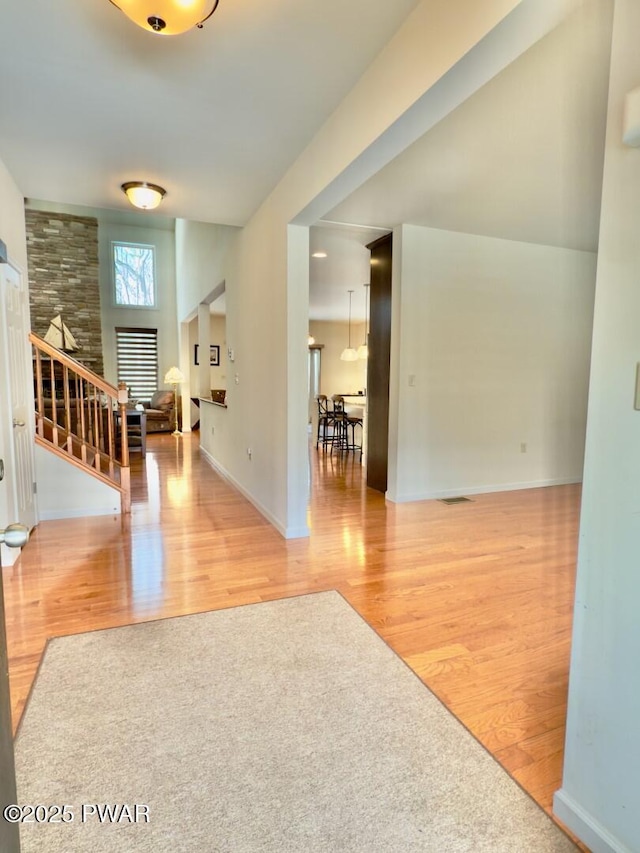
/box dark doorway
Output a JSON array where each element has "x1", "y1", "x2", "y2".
[{"x1": 366, "y1": 232, "x2": 392, "y2": 493}]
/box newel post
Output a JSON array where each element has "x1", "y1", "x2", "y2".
[{"x1": 117, "y1": 381, "x2": 130, "y2": 468}]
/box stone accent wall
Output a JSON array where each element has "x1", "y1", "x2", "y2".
[{"x1": 25, "y1": 209, "x2": 104, "y2": 376}]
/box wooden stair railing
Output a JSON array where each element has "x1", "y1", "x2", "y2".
[{"x1": 29, "y1": 332, "x2": 131, "y2": 514}]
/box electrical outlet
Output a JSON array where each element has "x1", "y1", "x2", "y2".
[
  {"x1": 408, "y1": 374, "x2": 416, "y2": 387},
  {"x1": 211, "y1": 426, "x2": 215, "y2": 435},
  {"x1": 520, "y1": 442, "x2": 527, "y2": 453},
  {"x1": 247, "y1": 447, "x2": 252, "y2": 460}
]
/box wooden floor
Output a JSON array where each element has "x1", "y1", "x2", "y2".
[{"x1": 4, "y1": 432, "x2": 582, "y2": 837}]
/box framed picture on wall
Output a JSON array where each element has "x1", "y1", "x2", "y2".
[{"x1": 194, "y1": 344, "x2": 221, "y2": 366}]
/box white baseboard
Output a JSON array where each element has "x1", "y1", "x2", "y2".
[
  {"x1": 284, "y1": 526, "x2": 311, "y2": 540},
  {"x1": 553, "y1": 789, "x2": 632, "y2": 853},
  {"x1": 39, "y1": 507, "x2": 121, "y2": 521},
  {"x1": 200, "y1": 447, "x2": 309, "y2": 540},
  {"x1": 386, "y1": 477, "x2": 581, "y2": 504}
]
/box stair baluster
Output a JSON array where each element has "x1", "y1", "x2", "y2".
[{"x1": 29, "y1": 331, "x2": 131, "y2": 514}]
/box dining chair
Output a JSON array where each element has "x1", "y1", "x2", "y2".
[
  {"x1": 316, "y1": 395, "x2": 335, "y2": 450},
  {"x1": 331, "y1": 395, "x2": 363, "y2": 459}
]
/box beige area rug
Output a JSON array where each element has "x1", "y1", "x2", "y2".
[{"x1": 15, "y1": 591, "x2": 577, "y2": 852}]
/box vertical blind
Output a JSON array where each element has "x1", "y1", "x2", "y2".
[{"x1": 115, "y1": 327, "x2": 158, "y2": 400}]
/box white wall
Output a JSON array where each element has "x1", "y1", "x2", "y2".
[
  {"x1": 208, "y1": 315, "x2": 227, "y2": 391},
  {"x1": 174, "y1": 219, "x2": 239, "y2": 321},
  {"x1": 175, "y1": 219, "x2": 238, "y2": 432},
  {"x1": 554, "y1": 2, "x2": 640, "y2": 851},
  {"x1": 309, "y1": 320, "x2": 367, "y2": 397},
  {"x1": 387, "y1": 225, "x2": 596, "y2": 501},
  {"x1": 185, "y1": 314, "x2": 227, "y2": 428},
  {"x1": 230, "y1": 213, "x2": 294, "y2": 535},
  {"x1": 202, "y1": 0, "x2": 567, "y2": 538},
  {"x1": 198, "y1": 399, "x2": 287, "y2": 529},
  {"x1": 34, "y1": 446, "x2": 120, "y2": 520},
  {"x1": 0, "y1": 162, "x2": 29, "y2": 288},
  {"x1": 187, "y1": 314, "x2": 227, "y2": 394},
  {"x1": 99, "y1": 221, "x2": 178, "y2": 391},
  {"x1": 0, "y1": 156, "x2": 31, "y2": 566}
]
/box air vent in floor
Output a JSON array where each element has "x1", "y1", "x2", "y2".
[{"x1": 438, "y1": 496, "x2": 472, "y2": 505}]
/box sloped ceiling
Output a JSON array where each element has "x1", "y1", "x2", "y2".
[
  {"x1": 325, "y1": 0, "x2": 613, "y2": 253},
  {"x1": 2, "y1": 1, "x2": 614, "y2": 322},
  {"x1": 0, "y1": 0, "x2": 420, "y2": 225}
]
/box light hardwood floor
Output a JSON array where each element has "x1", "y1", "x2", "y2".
[{"x1": 4, "y1": 432, "x2": 581, "y2": 834}]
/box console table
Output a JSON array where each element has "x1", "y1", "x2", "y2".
[{"x1": 116, "y1": 410, "x2": 147, "y2": 458}]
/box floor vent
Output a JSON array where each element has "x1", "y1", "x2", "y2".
[{"x1": 438, "y1": 496, "x2": 472, "y2": 505}]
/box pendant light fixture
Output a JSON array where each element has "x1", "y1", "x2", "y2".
[
  {"x1": 108, "y1": 0, "x2": 220, "y2": 36},
  {"x1": 340, "y1": 290, "x2": 358, "y2": 362},
  {"x1": 358, "y1": 282, "x2": 369, "y2": 360},
  {"x1": 122, "y1": 181, "x2": 166, "y2": 210}
]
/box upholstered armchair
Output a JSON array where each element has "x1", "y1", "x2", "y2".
[{"x1": 140, "y1": 390, "x2": 176, "y2": 433}]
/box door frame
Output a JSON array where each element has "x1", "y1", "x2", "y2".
[
  {"x1": 0, "y1": 258, "x2": 22, "y2": 852},
  {"x1": 0, "y1": 558, "x2": 20, "y2": 852},
  {"x1": 0, "y1": 260, "x2": 37, "y2": 552}
]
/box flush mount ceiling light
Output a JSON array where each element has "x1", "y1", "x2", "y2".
[
  {"x1": 121, "y1": 182, "x2": 166, "y2": 210},
  {"x1": 109, "y1": 0, "x2": 220, "y2": 35},
  {"x1": 311, "y1": 252, "x2": 328, "y2": 259}
]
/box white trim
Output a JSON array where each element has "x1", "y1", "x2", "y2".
[
  {"x1": 386, "y1": 477, "x2": 581, "y2": 504},
  {"x1": 283, "y1": 525, "x2": 311, "y2": 540},
  {"x1": 0, "y1": 258, "x2": 39, "y2": 531},
  {"x1": 200, "y1": 446, "x2": 309, "y2": 540},
  {"x1": 39, "y1": 506, "x2": 121, "y2": 521},
  {"x1": 553, "y1": 789, "x2": 632, "y2": 853}
]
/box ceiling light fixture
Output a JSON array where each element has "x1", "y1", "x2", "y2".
[
  {"x1": 122, "y1": 181, "x2": 166, "y2": 210},
  {"x1": 311, "y1": 252, "x2": 328, "y2": 259},
  {"x1": 108, "y1": 0, "x2": 220, "y2": 35},
  {"x1": 340, "y1": 290, "x2": 358, "y2": 362}
]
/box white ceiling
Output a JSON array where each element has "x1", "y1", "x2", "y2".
[
  {"x1": 0, "y1": 0, "x2": 420, "y2": 225},
  {"x1": 208, "y1": 223, "x2": 384, "y2": 320},
  {"x1": 1, "y1": 1, "x2": 614, "y2": 323},
  {"x1": 309, "y1": 223, "x2": 387, "y2": 322},
  {"x1": 324, "y1": 0, "x2": 612, "y2": 254}
]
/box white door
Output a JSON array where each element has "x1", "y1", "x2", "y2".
[{"x1": 1, "y1": 263, "x2": 36, "y2": 531}]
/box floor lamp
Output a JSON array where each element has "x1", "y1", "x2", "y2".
[{"x1": 164, "y1": 366, "x2": 185, "y2": 436}]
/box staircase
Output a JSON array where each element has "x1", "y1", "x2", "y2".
[{"x1": 30, "y1": 332, "x2": 131, "y2": 513}]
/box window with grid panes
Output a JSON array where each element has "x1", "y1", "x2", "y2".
[{"x1": 113, "y1": 242, "x2": 156, "y2": 307}]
